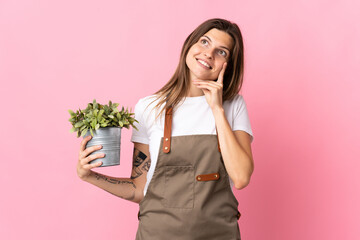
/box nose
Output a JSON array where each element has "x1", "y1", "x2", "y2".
[{"x1": 203, "y1": 49, "x2": 214, "y2": 59}]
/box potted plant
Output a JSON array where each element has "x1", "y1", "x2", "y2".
[{"x1": 68, "y1": 99, "x2": 138, "y2": 167}]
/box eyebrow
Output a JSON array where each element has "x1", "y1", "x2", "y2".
[{"x1": 203, "y1": 35, "x2": 231, "y2": 52}]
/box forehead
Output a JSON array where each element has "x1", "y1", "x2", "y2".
[{"x1": 202, "y1": 28, "x2": 234, "y2": 51}]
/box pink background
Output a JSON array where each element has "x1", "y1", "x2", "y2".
[{"x1": 1, "y1": 0, "x2": 359, "y2": 239}]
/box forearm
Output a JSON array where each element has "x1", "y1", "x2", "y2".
[
  {"x1": 83, "y1": 170, "x2": 142, "y2": 203},
  {"x1": 213, "y1": 106, "x2": 253, "y2": 188}
]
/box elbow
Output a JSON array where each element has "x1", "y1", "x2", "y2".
[
  {"x1": 234, "y1": 164, "x2": 254, "y2": 190},
  {"x1": 234, "y1": 178, "x2": 250, "y2": 190},
  {"x1": 134, "y1": 189, "x2": 145, "y2": 204}
]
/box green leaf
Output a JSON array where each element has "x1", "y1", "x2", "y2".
[
  {"x1": 91, "y1": 119, "x2": 97, "y2": 128},
  {"x1": 81, "y1": 128, "x2": 88, "y2": 137},
  {"x1": 68, "y1": 109, "x2": 76, "y2": 117},
  {"x1": 97, "y1": 109, "x2": 104, "y2": 121},
  {"x1": 80, "y1": 125, "x2": 87, "y2": 131},
  {"x1": 75, "y1": 122, "x2": 84, "y2": 128}
]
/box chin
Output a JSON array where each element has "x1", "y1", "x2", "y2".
[{"x1": 197, "y1": 73, "x2": 217, "y2": 80}]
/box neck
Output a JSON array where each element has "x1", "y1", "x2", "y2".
[{"x1": 186, "y1": 72, "x2": 205, "y2": 97}]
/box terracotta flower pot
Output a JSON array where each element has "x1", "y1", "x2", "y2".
[{"x1": 83, "y1": 127, "x2": 121, "y2": 167}]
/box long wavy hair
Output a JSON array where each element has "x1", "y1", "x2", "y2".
[{"x1": 145, "y1": 18, "x2": 245, "y2": 121}]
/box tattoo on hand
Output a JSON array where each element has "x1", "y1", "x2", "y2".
[
  {"x1": 141, "y1": 159, "x2": 151, "y2": 172},
  {"x1": 133, "y1": 149, "x2": 147, "y2": 167},
  {"x1": 94, "y1": 173, "x2": 136, "y2": 189},
  {"x1": 132, "y1": 167, "x2": 142, "y2": 179},
  {"x1": 131, "y1": 148, "x2": 150, "y2": 180}
]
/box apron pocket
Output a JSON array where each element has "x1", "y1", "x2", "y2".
[{"x1": 162, "y1": 165, "x2": 194, "y2": 209}]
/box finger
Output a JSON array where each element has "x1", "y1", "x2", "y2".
[
  {"x1": 81, "y1": 152, "x2": 106, "y2": 166},
  {"x1": 192, "y1": 78, "x2": 205, "y2": 83},
  {"x1": 79, "y1": 144, "x2": 103, "y2": 160},
  {"x1": 217, "y1": 62, "x2": 227, "y2": 84},
  {"x1": 83, "y1": 161, "x2": 103, "y2": 170},
  {"x1": 194, "y1": 80, "x2": 222, "y2": 88},
  {"x1": 196, "y1": 85, "x2": 210, "y2": 95},
  {"x1": 79, "y1": 135, "x2": 92, "y2": 153},
  {"x1": 193, "y1": 78, "x2": 216, "y2": 83},
  {"x1": 195, "y1": 84, "x2": 213, "y2": 92}
]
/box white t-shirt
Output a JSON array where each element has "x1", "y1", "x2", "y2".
[{"x1": 130, "y1": 93, "x2": 254, "y2": 197}]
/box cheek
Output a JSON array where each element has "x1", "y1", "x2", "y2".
[
  {"x1": 186, "y1": 46, "x2": 199, "y2": 63},
  {"x1": 190, "y1": 44, "x2": 202, "y2": 54},
  {"x1": 212, "y1": 63, "x2": 221, "y2": 74},
  {"x1": 186, "y1": 49, "x2": 194, "y2": 61},
  {"x1": 185, "y1": 52, "x2": 192, "y2": 66}
]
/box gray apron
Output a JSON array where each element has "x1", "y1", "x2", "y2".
[{"x1": 136, "y1": 106, "x2": 241, "y2": 239}]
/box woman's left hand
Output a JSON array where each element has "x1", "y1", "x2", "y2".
[{"x1": 192, "y1": 62, "x2": 227, "y2": 110}]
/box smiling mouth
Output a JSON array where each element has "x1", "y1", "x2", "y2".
[{"x1": 196, "y1": 58, "x2": 212, "y2": 69}]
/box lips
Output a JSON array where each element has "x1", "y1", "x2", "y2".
[{"x1": 196, "y1": 58, "x2": 212, "y2": 69}]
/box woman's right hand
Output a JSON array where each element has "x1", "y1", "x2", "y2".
[{"x1": 77, "y1": 135, "x2": 105, "y2": 180}]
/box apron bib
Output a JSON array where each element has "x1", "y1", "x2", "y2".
[{"x1": 136, "y1": 106, "x2": 241, "y2": 240}]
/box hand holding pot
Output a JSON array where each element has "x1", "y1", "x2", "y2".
[{"x1": 77, "y1": 135, "x2": 105, "y2": 180}]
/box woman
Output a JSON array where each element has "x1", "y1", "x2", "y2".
[{"x1": 77, "y1": 18, "x2": 254, "y2": 240}]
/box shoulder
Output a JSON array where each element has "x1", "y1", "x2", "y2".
[
  {"x1": 223, "y1": 93, "x2": 245, "y2": 108},
  {"x1": 134, "y1": 94, "x2": 163, "y2": 121},
  {"x1": 135, "y1": 94, "x2": 159, "y2": 109},
  {"x1": 136, "y1": 94, "x2": 156, "y2": 104}
]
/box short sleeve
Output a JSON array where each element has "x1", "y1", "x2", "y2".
[
  {"x1": 130, "y1": 98, "x2": 150, "y2": 144},
  {"x1": 232, "y1": 95, "x2": 254, "y2": 143}
]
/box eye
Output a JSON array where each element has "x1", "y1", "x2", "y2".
[
  {"x1": 218, "y1": 50, "x2": 227, "y2": 57},
  {"x1": 200, "y1": 39, "x2": 208, "y2": 45}
]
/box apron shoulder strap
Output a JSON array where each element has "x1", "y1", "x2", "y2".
[
  {"x1": 162, "y1": 106, "x2": 221, "y2": 153},
  {"x1": 163, "y1": 106, "x2": 172, "y2": 153}
]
